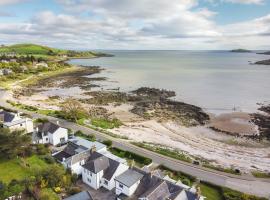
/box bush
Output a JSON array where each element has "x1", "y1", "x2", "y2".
[
  {"x1": 68, "y1": 187, "x2": 81, "y2": 195},
  {"x1": 42, "y1": 155, "x2": 55, "y2": 164},
  {"x1": 102, "y1": 140, "x2": 112, "y2": 147},
  {"x1": 36, "y1": 144, "x2": 50, "y2": 155},
  {"x1": 110, "y1": 147, "x2": 152, "y2": 165}
]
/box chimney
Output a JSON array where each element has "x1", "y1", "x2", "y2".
[
  {"x1": 196, "y1": 186, "x2": 201, "y2": 199},
  {"x1": 131, "y1": 159, "x2": 135, "y2": 169},
  {"x1": 56, "y1": 121, "x2": 59, "y2": 125},
  {"x1": 91, "y1": 145, "x2": 97, "y2": 154},
  {"x1": 150, "y1": 170, "x2": 155, "y2": 178}
]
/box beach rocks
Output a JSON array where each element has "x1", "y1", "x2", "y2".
[
  {"x1": 254, "y1": 59, "x2": 270, "y2": 65},
  {"x1": 251, "y1": 104, "x2": 270, "y2": 140},
  {"x1": 130, "y1": 87, "x2": 209, "y2": 126}
]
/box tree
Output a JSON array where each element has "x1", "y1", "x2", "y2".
[
  {"x1": 0, "y1": 128, "x2": 32, "y2": 159},
  {"x1": 60, "y1": 98, "x2": 88, "y2": 121}
]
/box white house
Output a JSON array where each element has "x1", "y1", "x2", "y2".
[
  {"x1": 33, "y1": 121, "x2": 68, "y2": 146},
  {"x1": 35, "y1": 62, "x2": 48, "y2": 68},
  {"x1": 82, "y1": 151, "x2": 129, "y2": 191},
  {"x1": 53, "y1": 137, "x2": 106, "y2": 175},
  {"x1": 0, "y1": 111, "x2": 34, "y2": 133},
  {"x1": 115, "y1": 169, "x2": 144, "y2": 198},
  {"x1": 115, "y1": 168, "x2": 203, "y2": 200}
]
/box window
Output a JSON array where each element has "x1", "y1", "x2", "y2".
[
  {"x1": 104, "y1": 180, "x2": 108, "y2": 185},
  {"x1": 87, "y1": 178, "x2": 91, "y2": 183},
  {"x1": 84, "y1": 169, "x2": 86, "y2": 173},
  {"x1": 119, "y1": 183, "x2": 123, "y2": 189},
  {"x1": 20, "y1": 124, "x2": 23, "y2": 126},
  {"x1": 90, "y1": 172, "x2": 92, "y2": 177},
  {"x1": 46, "y1": 138, "x2": 48, "y2": 141}
]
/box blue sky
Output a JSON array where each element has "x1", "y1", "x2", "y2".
[{"x1": 0, "y1": 0, "x2": 269, "y2": 50}]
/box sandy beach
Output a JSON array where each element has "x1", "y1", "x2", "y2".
[{"x1": 5, "y1": 71, "x2": 270, "y2": 174}]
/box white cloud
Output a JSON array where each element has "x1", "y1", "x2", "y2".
[{"x1": 0, "y1": 0, "x2": 269, "y2": 49}]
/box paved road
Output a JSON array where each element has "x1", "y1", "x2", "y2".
[{"x1": 1, "y1": 91, "x2": 270, "y2": 198}]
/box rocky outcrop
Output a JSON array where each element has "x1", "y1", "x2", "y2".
[{"x1": 254, "y1": 59, "x2": 270, "y2": 65}]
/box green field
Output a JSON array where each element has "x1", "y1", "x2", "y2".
[
  {"x1": 200, "y1": 183, "x2": 223, "y2": 200},
  {"x1": 0, "y1": 43, "x2": 67, "y2": 55},
  {"x1": 0, "y1": 155, "x2": 49, "y2": 184},
  {"x1": 0, "y1": 43, "x2": 102, "y2": 59}
]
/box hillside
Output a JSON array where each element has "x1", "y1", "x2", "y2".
[
  {"x1": 0, "y1": 44, "x2": 68, "y2": 55},
  {"x1": 0, "y1": 43, "x2": 110, "y2": 59}
]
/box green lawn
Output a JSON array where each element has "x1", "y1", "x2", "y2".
[
  {"x1": 199, "y1": 183, "x2": 223, "y2": 200},
  {"x1": 0, "y1": 155, "x2": 49, "y2": 184}
]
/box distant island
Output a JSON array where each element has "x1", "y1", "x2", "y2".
[
  {"x1": 230, "y1": 49, "x2": 252, "y2": 53},
  {"x1": 0, "y1": 43, "x2": 113, "y2": 61}
]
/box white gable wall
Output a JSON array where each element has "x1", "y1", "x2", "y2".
[
  {"x1": 49, "y1": 127, "x2": 68, "y2": 146},
  {"x1": 101, "y1": 163, "x2": 129, "y2": 190},
  {"x1": 82, "y1": 168, "x2": 104, "y2": 190},
  {"x1": 115, "y1": 179, "x2": 141, "y2": 197}
]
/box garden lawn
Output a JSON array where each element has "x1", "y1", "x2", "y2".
[
  {"x1": 199, "y1": 183, "x2": 223, "y2": 200},
  {"x1": 0, "y1": 155, "x2": 49, "y2": 184}
]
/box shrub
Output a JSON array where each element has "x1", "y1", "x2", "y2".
[
  {"x1": 36, "y1": 144, "x2": 49, "y2": 155},
  {"x1": 68, "y1": 187, "x2": 81, "y2": 195},
  {"x1": 102, "y1": 140, "x2": 112, "y2": 147},
  {"x1": 42, "y1": 155, "x2": 55, "y2": 164}
]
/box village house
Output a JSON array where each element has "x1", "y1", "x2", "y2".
[
  {"x1": 33, "y1": 121, "x2": 68, "y2": 146},
  {"x1": 0, "y1": 110, "x2": 34, "y2": 133},
  {"x1": 35, "y1": 62, "x2": 48, "y2": 68},
  {"x1": 82, "y1": 151, "x2": 129, "y2": 191},
  {"x1": 115, "y1": 168, "x2": 203, "y2": 200},
  {"x1": 2, "y1": 68, "x2": 13, "y2": 75},
  {"x1": 53, "y1": 136, "x2": 106, "y2": 175}
]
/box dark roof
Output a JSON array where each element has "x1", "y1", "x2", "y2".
[
  {"x1": 38, "y1": 122, "x2": 59, "y2": 134},
  {"x1": 53, "y1": 150, "x2": 72, "y2": 162},
  {"x1": 63, "y1": 191, "x2": 93, "y2": 200},
  {"x1": 83, "y1": 152, "x2": 109, "y2": 173},
  {"x1": 143, "y1": 181, "x2": 170, "y2": 200},
  {"x1": 115, "y1": 169, "x2": 144, "y2": 187},
  {"x1": 52, "y1": 142, "x2": 81, "y2": 162},
  {"x1": 0, "y1": 111, "x2": 16, "y2": 123},
  {"x1": 64, "y1": 142, "x2": 80, "y2": 156},
  {"x1": 103, "y1": 157, "x2": 120, "y2": 180},
  {"x1": 83, "y1": 152, "x2": 121, "y2": 181},
  {"x1": 117, "y1": 168, "x2": 198, "y2": 200}
]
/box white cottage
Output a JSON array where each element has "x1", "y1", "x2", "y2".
[
  {"x1": 53, "y1": 137, "x2": 107, "y2": 175},
  {"x1": 34, "y1": 121, "x2": 68, "y2": 146},
  {"x1": 82, "y1": 151, "x2": 129, "y2": 191},
  {"x1": 0, "y1": 111, "x2": 34, "y2": 133}
]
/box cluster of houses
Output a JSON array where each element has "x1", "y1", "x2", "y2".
[
  {"x1": 0, "y1": 56, "x2": 49, "y2": 76},
  {"x1": 0, "y1": 110, "x2": 203, "y2": 200}
]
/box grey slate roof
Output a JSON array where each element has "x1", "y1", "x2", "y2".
[
  {"x1": 117, "y1": 168, "x2": 198, "y2": 200},
  {"x1": 83, "y1": 152, "x2": 110, "y2": 173},
  {"x1": 63, "y1": 191, "x2": 93, "y2": 200},
  {"x1": 115, "y1": 169, "x2": 144, "y2": 187},
  {"x1": 0, "y1": 111, "x2": 16, "y2": 123},
  {"x1": 53, "y1": 142, "x2": 79, "y2": 162},
  {"x1": 82, "y1": 151, "x2": 121, "y2": 181},
  {"x1": 38, "y1": 122, "x2": 59, "y2": 135}
]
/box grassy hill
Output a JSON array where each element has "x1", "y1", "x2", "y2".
[
  {"x1": 0, "y1": 43, "x2": 109, "y2": 59},
  {"x1": 0, "y1": 43, "x2": 68, "y2": 55}
]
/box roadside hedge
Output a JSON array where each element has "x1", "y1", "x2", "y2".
[{"x1": 109, "y1": 147, "x2": 152, "y2": 165}]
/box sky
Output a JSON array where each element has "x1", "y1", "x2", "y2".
[{"x1": 0, "y1": 0, "x2": 269, "y2": 50}]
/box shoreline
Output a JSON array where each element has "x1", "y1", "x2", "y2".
[{"x1": 2, "y1": 58, "x2": 270, "y2": 173}]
